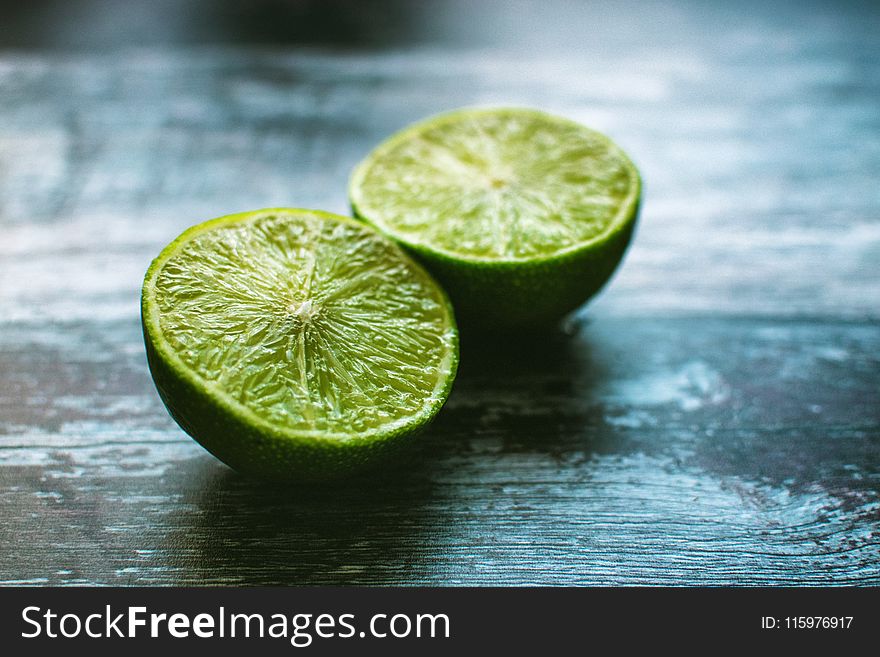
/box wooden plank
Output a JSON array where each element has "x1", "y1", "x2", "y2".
[
  {"x1": 2, "y1": 44, "x2": 879, "y2": 322},
  {"x1": 1, "y1": 317, "x2": 877, "y2": 585}
]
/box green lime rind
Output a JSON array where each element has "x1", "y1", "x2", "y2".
[
  {"x1": 349, "y1": 107, "x2": 642, "y2": 328},
  {"x1": 141, "y1": 208, "x2": 459, "y2": 482},
  {"x1": 395, "y1": 206, "x2": 639, "y2": 327}
]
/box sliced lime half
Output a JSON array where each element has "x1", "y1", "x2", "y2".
[
  {"x1": 141, "y1": 208, "x2": 459, "y2": 481},
  {"x1": 350, "y1": 107, "x2": 641, "y2": 327}
]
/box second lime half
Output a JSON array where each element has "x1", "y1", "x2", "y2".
[{"x1": 350, "y1": 107, "x2": 641, "y2": 328}]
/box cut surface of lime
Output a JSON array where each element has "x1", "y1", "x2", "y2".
[
  {"x1": 141, "y1": 209, "x2": 458, "y2": 481},
  {"x1": 350, "y1": 107, "x2": 641, "y2": 327}
]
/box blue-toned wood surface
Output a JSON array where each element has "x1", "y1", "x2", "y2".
[{"x1": 1, "y1": 0, "x2": 878, "y2": 585}]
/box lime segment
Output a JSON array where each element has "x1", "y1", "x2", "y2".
[
  {"x1": 142, "y1": 209, "x2": 458, "y2": 480},
  {"x1": 350, "y1": 107, "x2": 641, "y2": 327}
]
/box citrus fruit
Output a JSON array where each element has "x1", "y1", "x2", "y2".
[
  {"x1": 141, "y1": 208, "x2": 459, "y2": 482},
  {"x1": 349, "y1": 107, "x2": 641, "y2": 328}
]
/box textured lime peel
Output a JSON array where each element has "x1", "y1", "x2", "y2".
[
  {"x1": 141, "y1": 209, "x2": 459, "y2": 481},
  {"x1": 350, "y1": 107, "x2": 642, "y2": 327}
]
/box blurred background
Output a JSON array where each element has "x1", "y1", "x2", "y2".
[
  {"x1": 2, "y1": 0, "x2": 878, "y2": 322},
  {"x1": 6, "y1": 0, "x2": 867, "y2": 51}
]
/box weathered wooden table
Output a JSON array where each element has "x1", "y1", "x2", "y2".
[{"x1": 1, "y1": 1, "x2": 878, "y2": 585}]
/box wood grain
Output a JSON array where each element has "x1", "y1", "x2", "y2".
[{"x1": 1, "y1": 0, "x2": 878, "y2": 585}]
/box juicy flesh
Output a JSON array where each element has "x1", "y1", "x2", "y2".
[
  {"x1": 357, "y1": 111, "x2": 636, "y2": 259},
  {"x1": 154, "y1": 213, "x2": 454, "y2": 436}
]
